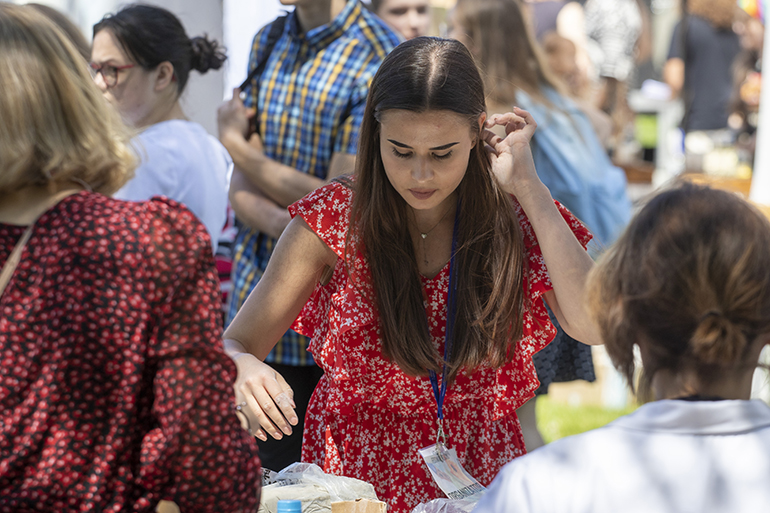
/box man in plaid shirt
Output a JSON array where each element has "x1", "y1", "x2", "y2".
[{"x1": 217, "y1": 0, "x2": 398, "y2": 471}]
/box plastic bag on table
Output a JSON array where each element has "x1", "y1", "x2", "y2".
[
  {"x1": 258, "y1": 463, "x2": 381, "y2": 513},
  {"x1": 411, "y1": 496, "x2": 482, "y2": 513}
]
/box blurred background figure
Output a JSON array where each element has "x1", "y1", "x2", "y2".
[
  {"x1": 370, "y1": 0, "x2": 431, "y2": 39},
  {"x1": 541, "y1": 32, "x2": 584, "y2": 98},
  {"x1": 729, "y1": 5, "x2": 765, "y2": 167},
  {"x1": 663, "y1": 0, "x2": 741, "y2": 133},
  {"x1": 583, "y1": 0, "x2": 646, "y2": 149},
  {"x1": 526, "y1": 0, "x2": 572, "y2": 41},
  {"x1": 0, "y1": 4, "x2": 260, "y2": 511},
  {"x1": 449, "y1": 0, "x2": 632, "y2": 451},
  {"x1": 92, "y1": 4, "x2": 231, "y2": 252},
  {"x1": 475, "y1": 183, "x2": 770, "y2": 513}
]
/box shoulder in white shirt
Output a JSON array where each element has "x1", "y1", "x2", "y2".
[
  {"x1": 474, "y1": 400, "x2": 770, "y2": 513},
  {"x1": 114, "y1": 119, "x2": 233, "y2": 252}
]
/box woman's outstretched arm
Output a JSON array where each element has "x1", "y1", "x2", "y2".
[
  {"x1": 484, "y1": 108, "x2": 601, "y2": 345},
  {"x1": 224, "y1": 216, "x2": 338, "y2": 440}
]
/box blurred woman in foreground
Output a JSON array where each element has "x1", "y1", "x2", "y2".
[
  {"x1": 475, "y1": 183, "x2": 770, "y2": 513},
  {"x1": 0, "y1": 4, "x2": 259, "y2": 511}
]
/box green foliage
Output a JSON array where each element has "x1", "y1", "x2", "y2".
[{"x1": 536, "y1": 396, "x2": 638, "y2": 444}]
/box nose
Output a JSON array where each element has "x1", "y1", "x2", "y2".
[
  {"x1": 93, "y1": 71, "x2": 108, "y2": 92},
  {"x1": 407, "y1": 9, "x2": 420, "y2": 31},
  {"x1": 411, "y1": 156, "x2": 433, "y2": 183}
]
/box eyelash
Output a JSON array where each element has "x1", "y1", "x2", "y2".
[{"x1": 391, "y1": 149, "x2": 453, "y2": 160}]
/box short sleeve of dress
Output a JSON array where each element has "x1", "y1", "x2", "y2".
[{"x1": 288, "y1": 181, "x2": 353, "y2": 258}]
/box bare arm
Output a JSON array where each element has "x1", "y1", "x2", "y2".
[
  {"x1": 663, "y1": 58, "x2": 684, "y2": 98},
  {"x1": 222, "y1": 132, "x2": 327, "y2": 206},
  {"x1": 484, "y1": 109, "x2": 601, "y2": 345},
  {"x1": 224, "y1": 142, "x2": 354, "y2": 208},
  {"x1": 223, "y1": 216, "x2": 338, "y2": 440},
  {"x1": 229, "y1": 168, "x2": 291, "y2": 239},
  {"x1": 218, "y1": 88, "x2": 356, "y2": 207}
]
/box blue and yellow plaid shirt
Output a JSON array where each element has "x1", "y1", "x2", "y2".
[{"x1": 226, "y1": 0, "x2": 399, "y2": 366}]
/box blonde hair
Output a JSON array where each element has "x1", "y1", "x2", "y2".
[
  {"x1": 688, "y1": 0, "x2": 736, "y2": 31},
  {"x1": 588, "y1": 183, "x2": 770, "y2": 399},
  {"x1": 0, "y1": 3, "x2": 134, "y2": 195},
  {"x1": 453, "y1": 0, "x2": 565, "y2": 107}
]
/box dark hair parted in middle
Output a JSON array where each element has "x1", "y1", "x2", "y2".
[
  {"x1": 93, "y1": 4, "x2": 226, "y2": 95},
  {"x1": 350, "y1": 37, "x2": 525, "y2": 380}
]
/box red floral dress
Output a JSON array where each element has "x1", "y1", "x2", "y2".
[
  {"x1": 0, "y1": 193, "x2": 260, "y2": 512},
  {"x1": 288, "y1": 183, "x2": 591, "y2": 513}
]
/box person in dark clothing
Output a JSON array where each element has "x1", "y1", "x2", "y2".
[{"x1": 664, "y1": 0, "x2": 741, "y2": 132}]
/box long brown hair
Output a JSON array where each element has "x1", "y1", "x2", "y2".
[
  {"x1": 588, "y1": 183, "x2": 770, "y2": 399},
  {"x1": 452, "y1": 0, "x2": 565, "y2": 107},
  {"x1": 349, "y1": 37, "x2": 525, "y2": 381}
]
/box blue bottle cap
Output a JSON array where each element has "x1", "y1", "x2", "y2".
[{"x1": 277, "y1": 500, "x2": 302, "y2": 513}]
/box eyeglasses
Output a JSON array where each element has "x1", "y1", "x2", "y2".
[{"x1": 89, "y1": 62, "x2": 135, "y2": 88}]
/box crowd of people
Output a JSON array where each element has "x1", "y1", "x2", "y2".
[{"x1": 0, "y1": 1, "x2": 768, "y2": 512}]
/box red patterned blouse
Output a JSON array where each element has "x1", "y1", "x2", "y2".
[
  {"x1": 0, "y1": 193, "x2": 260, "y2": 512},
  {"x1": 288, "y1": 182, "x2": 592, "y2": 513}
]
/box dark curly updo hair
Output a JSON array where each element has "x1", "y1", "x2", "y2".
[{"x1": 94, "y1": 3, "x2": 226, "y2": 95}]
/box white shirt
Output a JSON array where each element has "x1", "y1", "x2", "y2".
[
  {"x1": 474, "y1": 400, "x2": 770, "y2": 513},
  {"x1": 115, "y1": 120, "x2": 232, "y2": 251}
]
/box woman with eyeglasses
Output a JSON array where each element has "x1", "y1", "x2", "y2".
[
  {"x1": 91, "y1": 4, "x2": 230, "y2": 252},
  {"x1": 0, "y1": 4, "x2": 260, "y2": 510}
]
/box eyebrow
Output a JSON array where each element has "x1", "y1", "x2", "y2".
[{"x1": 387, "y1": 139, "x2": 459, "y2": 151}]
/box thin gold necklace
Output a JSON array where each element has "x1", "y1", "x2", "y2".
[{"x1": 412, "y1": 203, "x2": 454, "y2": 267}]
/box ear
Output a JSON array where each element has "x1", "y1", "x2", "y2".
[
  {"x1": 477, "y1": 112, "x2": 487, "y2": 132},
  {"x1": 154, "y1": 61, "x2": 176, "y2": 93},
  {"x1": 475, "y1": 112, "x2": 487, "y2": 145}
]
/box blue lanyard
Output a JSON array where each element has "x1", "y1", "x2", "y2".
[{"x1": 428, "y1": 208, "x2": 459, "y2": 443}]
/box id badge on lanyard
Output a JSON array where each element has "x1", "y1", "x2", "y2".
[{"x1": 418, "y1": 208, "x2": 485, "y2": 501}]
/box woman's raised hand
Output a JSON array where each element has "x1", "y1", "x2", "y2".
[
  {"x1": 232, "y1": 353, "x2": 298, "y2": 442},
  {"x1": 482, "y1": 107, "x2": 539, "y2": 196}
]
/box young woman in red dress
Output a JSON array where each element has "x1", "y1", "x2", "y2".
[{"x1": 225, "y1": 37, "x2": 601, "y2": 512}]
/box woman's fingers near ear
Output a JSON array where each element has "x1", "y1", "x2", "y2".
[
  {"x1": 486, "y1": 112, "x2": 525, "y2": 129},
  {"x1": 512, "y1": 107, "x2": 537, "y2": 128},
  {"x1": 482, "y1": 128, "x2": 503, "y2": 147}
]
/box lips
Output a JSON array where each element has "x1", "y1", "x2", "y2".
[{"x1": 409, "y1": 189, "x2": 436, "y2": 200}]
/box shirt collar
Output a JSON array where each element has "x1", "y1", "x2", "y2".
[
  {"x1": 610, "y1": 399, "x2": 770, "y2": 436},
  {"x1": 287, "y1": 0, "x2": 361, "y2": 47}
]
